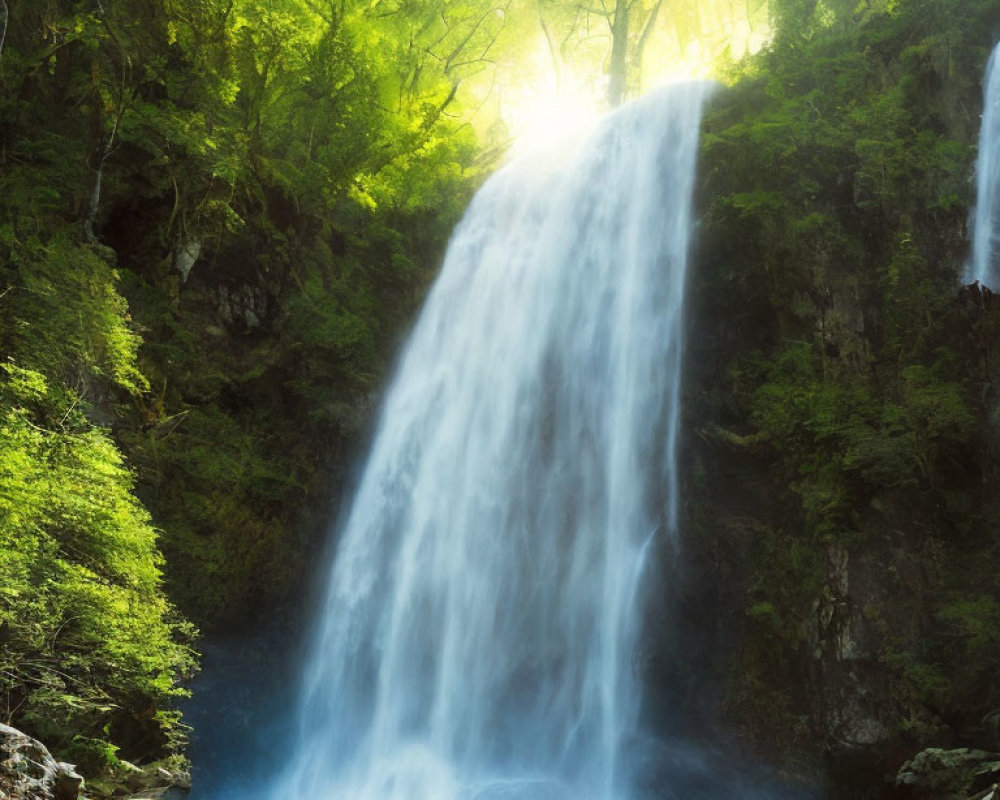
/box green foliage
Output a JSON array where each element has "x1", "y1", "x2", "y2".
[
  {"x1": 0, "y1": 32, "x2": 198, "y2": 761},
  {"x1": 937, "y1": 596, "x2": 1000, "y2": 662},
  {"x1": 746, "y1": 531, "x2": 823, "y2": 645},
  {"x1": 0, "y1": 0, "x2": 498, "y2": 633},
  {"x1": 92, "y1": 0, "x2": 497, "y2": 625},
  {"x1": 0, "y1": 231, "x2": 147, "y2": 397},
  {"x1": 0, "y1": 365, "x2": 195, "y2": 770}
]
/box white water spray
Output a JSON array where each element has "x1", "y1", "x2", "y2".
[
  {"x1": 970, "y1": 42, "x2": 1000, "y2": 289},
  {"x1": 269, "y1": 83, "x2": 709, "y2": 800}
]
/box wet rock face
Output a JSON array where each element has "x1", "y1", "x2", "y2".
[
  {"x1": 678, "y1": 197, "x2": 1000, "y2": 798},
  {"x1": 0, "y1": 723, "x2": 84, "y2": 800}
]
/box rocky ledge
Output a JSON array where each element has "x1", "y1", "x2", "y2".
[
  {"x1": 897, "y1": 748, "x2": 1000, "y2": 800},
  {"x1": 1, "y1": 723, "x2": 84, "y2": 800},
  {"x1": 0, "y1": 723, "x2": 190, "y2": 800}
]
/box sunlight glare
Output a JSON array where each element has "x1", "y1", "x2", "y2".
[{"x1": 501, "y1": 40, "x2": 605, "y2": 158}]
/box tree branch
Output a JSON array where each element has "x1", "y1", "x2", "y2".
[
  {"x1": 84, "y1": 0, "x2": 132, "y2": 243},
  {"x1": 422, "y1": 81, "x2": 460, "y2": 130},
  {"x1": 444, "y1": 5, "x2": 499, "y2": 74},
  {"x1": 537, "y1": 0, "x2": 561, "y2": 84},
  {"x1": 634, "y1": 0, "x2": 665, "y2": 70}
]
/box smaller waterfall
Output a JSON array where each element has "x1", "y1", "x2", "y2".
[{"x1": 969, "y1": 42, "x2": 1000, "y2": 288}]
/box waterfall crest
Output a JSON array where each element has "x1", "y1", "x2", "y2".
[
  {"x1": 970, "y1": 42, "x2": 1000, "y2": 288},
  {"x1": 270, "y1": 82, "x2": 709, "y2": 800}
]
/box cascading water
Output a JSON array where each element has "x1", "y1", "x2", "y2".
[
  {"x1": 970, "y1": 41, "x2": 1000, "y2": 289},
  {"x1": 268, "y1": 83, "x2": 709, "y2": 800}
]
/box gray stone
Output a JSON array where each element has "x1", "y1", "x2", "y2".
[
  {"x1": 0, "y1": 723, "x2": 83, "y2": 800},
  {"x1": 120, "y1": 759, "x2": 191, "y2": 798},
  {"x1": 174, "y1": 238, "x2": 201, "y2": 283},
  {"x1": 52, "y1": 763, "x2": 84, "y2": 800}
]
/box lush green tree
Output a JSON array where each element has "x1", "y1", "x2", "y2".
[{"x1": 0, "y1": 232, "x2": 196, "y2": 773}]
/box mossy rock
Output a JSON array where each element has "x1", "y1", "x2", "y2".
[{"x1": 896, "y1": 748, "x2": 1000, "y2": 799}]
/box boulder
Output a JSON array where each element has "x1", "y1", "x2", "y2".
[
  {"x1": 117, "y1": 758, "x2": 191, "y2": 799},
  {"x1": 896, "y1": 747, "x2": 1000, "y2": 799},
  {"x1": 0, "y1": 723, "x2": 84, "y2": 800}
]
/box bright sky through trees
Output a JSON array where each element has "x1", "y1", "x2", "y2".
[{"x1": 465, "y1": 0, "x2": 771, "y2": 152}]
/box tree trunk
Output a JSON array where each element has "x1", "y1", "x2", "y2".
[
  {"x1": 83, "y1": 148, "x2": 107, "y2": 243},
  {"x1": 607, "y1": 0, "x2": 629, "y2": 106},
  {"x1": 633, "y1": 0, "x2": 664, "y2": 91},
  {"x1": 0, "y1": 0, "x2": 8, "y2": 61}
]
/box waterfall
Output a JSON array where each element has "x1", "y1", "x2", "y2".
[
  {"x1": 269, "y1": 83, "x2": 709, "y2": 800},
  {"x1": 970, "y1": 42, "x2": 1000, "y2": 289}
]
